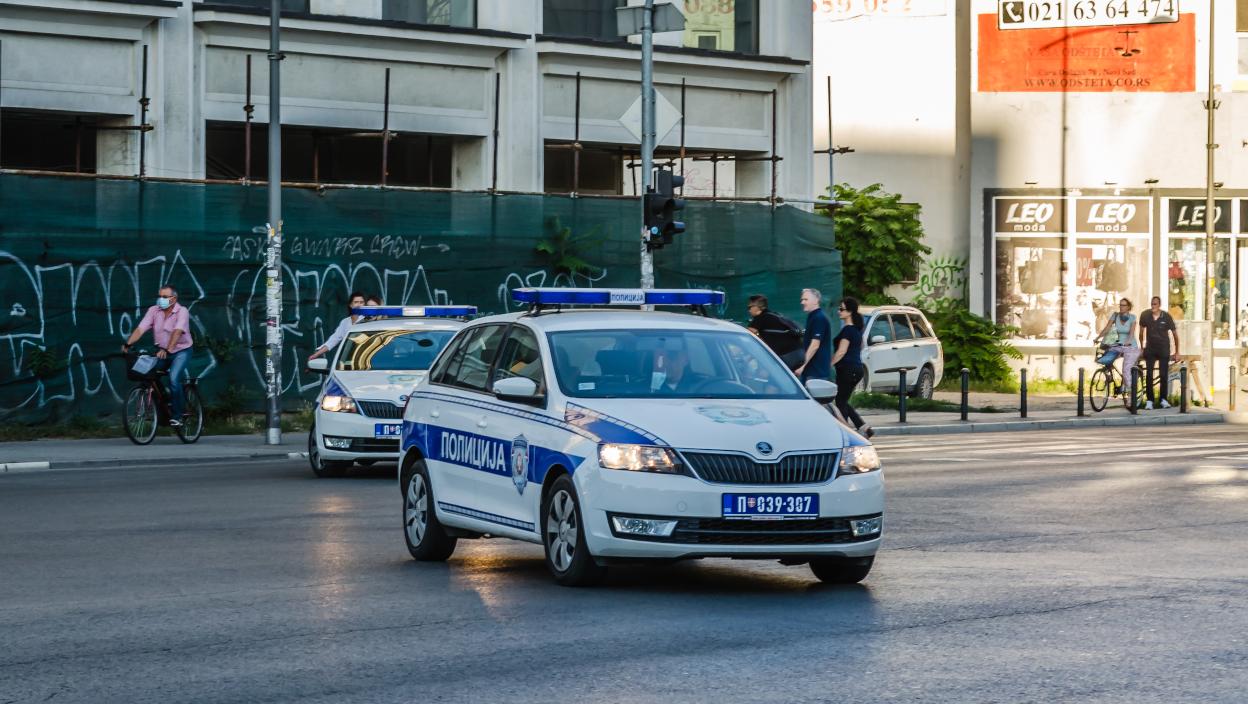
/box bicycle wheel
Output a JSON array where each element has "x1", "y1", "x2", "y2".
[
  {"x1": 177, "y1": 385, "x2": 204, "y2": 444},
  {"x1": 1088, "y1": 367, "x2": 1111, "y2": 413},
  {"x1": 124, "y1": 385, "x2": 159, "y2": 445}
]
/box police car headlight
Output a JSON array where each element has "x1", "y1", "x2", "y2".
[
  {"x1": 840, "y1": 445, "x2": 880, "y2": 474},
  {"x1": 598, "y1": 444, "x2": 682, "y2": 474},
  {"x1": 320, "y1": 395, "x2": 358, "y2": 414}
]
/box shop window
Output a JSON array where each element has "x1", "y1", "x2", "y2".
[
  {"x1": 382, "y1": 0, "x2": 476, "y2": 27},
  {"x1": 205, "y1": 121, "x2": 452, "y2": 187},
  {"x1": 0, "y1": 110, "x2": 99, "y2": 173},
  {"x1": 1070, "y1": 238, "x2": 1150, "y2": 344},
  {"x1": 1166, "y1": 237, "x2": 1232, "y2": 340},
  {"x1": 543, "y1": 142, "x2": 624, "y2": 194},
  {"x1": 996, "y1": 238, "x2": 1066, "y2": 340}
]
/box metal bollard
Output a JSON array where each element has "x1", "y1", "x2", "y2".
[
  {"x1": 1180, "y1": 365, "x2": 1189, "y2": 414},
  {"x1": 1231, "y1": 365, "x2": 1238, "y2": 412},
  {"x1": 897, "y1": 369, "x2": 908, "y2": 423},
  {"x1": 1077, "y1": 368, "x2": 1085, "y2": 417},
  {"x1": 1128, "y1": 366, "x2": 1139, "y2": 415},
  {"x1": 1019, "y1": 368, "x2": 1028, "y2": 419},
  {"x1": 960, "y1": 368, "x2": 969, "y2": 422}
]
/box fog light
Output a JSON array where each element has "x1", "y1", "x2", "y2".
[
  {"x1": 850, "y1": 516, "x2": 882, "y2": 537},
  {"x1": 611, "y1": 516, "x2": 678, "y2": 537},
  {"x1": 323, "y1": 436, "x2": 352, "y2": 450}
]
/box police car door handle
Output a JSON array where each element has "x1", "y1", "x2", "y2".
[
  {"x1": 430, "y1": 409, "x2": 440, "y2": 419},
  {"x1": 476, "y1": 417, "x2": 488, "y2": 428}
]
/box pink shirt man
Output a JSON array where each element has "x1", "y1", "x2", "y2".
[{"x1": 136, "y1": 303, "x2": 193, "y2": 353}]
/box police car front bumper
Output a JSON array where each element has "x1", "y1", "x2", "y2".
[
  {"x1": 575, "y1": 466, "x2": 884, "y2": 560},
  {"x1": 315, "y1": 410, "x2": 402, "y2": 461}
]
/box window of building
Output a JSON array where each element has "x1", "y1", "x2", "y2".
[
  {"x1": 0, "y1": 110, "x2": 99, "y2": 173},
  {"x1": 543, "y1": 142, "x2": 624, "y2": 194},
  {"x1": 211, "y1": 0, "x2": 311, "y2": 12},
  {"x1": 205, "y1": 122, "x2": 452, "y2": 187},
  {"x1": 543, "y1": 0, "x2": 758, "y2": 54},
  {"x1": 383, "y1": 0, "x2": 476, "y2": 27},
  {"x1": 1239, "y1": 0, "x2": 1248, "y2": 31}
]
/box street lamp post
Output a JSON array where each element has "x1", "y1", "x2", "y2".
[
  {"x1": 639, "y1": 0, "x2": 656, "y2": 290},
  {"x1": 264, "y1": 0, "x2": 284, "y2": 445},
  {"x1": 1203, "y1": 0, "x2": 1219, "y2": 399}
]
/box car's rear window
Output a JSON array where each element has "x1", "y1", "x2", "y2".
[{"x1": 336, "y1": 329, "x2": 455, "y2": 371}]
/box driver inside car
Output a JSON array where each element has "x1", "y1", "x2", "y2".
[{"x1": 651, "y1": 347, "x2": 707, "y2": 394}]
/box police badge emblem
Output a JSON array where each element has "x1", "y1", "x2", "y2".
[{"x1": 511, "y1": 434, "x2": 530, "y2": 495}]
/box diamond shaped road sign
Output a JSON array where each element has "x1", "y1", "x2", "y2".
[{"x1": 619, "y1": 91, "x2": 682, "y2": 145}]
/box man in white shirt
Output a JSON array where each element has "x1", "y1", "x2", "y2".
[{"x1": 309, "y1": 292, "x2": 367, "y2": 361}]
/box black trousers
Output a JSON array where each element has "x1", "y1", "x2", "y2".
[
  {"x1": 834, "y1": 365, "x2": 866, "y2": 430},
  {"x1": 1144, "y1": 349, "x2": 1170, "y2": 403}
]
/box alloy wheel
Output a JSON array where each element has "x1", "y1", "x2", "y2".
[
  {"x1": 545, "y1": 489, "x2": 577, "y2": 572},
  {"x1": 405, "y1": 473, "x2": 429, "y2": 547}
]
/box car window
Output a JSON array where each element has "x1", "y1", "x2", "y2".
[
  {"x1": 431, "y1": 328, "x2": 472, "y2": 384},
  {"x1": 908, "y1": 313, "x2": 933, "y2": 339},
  {"x1": 335, "y1": 329, "x2": 455, "y2": 371},
  {"x1": 867, "y1": 316, "x2": 892, "y2": 345},
  {"x1": 890, "y1": 314, "x2": 914, "y2": 341},
  {"x1": 450, "y1": 324, "x2": 507, "y2": 391},
  {"x1": 548, "y1": 329, "x2": 805, "y2": 399},
  {"x1": 493, "y1": 325, "x2": 545, "y2": 393}
]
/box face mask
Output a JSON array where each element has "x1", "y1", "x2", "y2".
[
  {"x1": 157, "y1": 297, "x2": 171, "y2": 310},
  {"x1": 651, "y1": 355, "x2": 667, "y2": 391}
]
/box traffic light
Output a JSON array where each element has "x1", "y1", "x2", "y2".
[{"x1": 644, "y1": 167, "x2": 685, "y2": 252}]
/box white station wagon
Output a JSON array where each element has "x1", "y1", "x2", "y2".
[{"x1": 858, "y1": 305, "x2": 944, "y2": 399}]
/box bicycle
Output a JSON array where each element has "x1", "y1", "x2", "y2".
[
  {"x1": 122, "y1": 349, "x2": 204, "y2": 445},
  {"x1": 1088, "y1": 345, "x2": 1157, "y2": 413}
]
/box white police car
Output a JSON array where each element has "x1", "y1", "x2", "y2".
[
  {"x1": 306, "y1": 306, "x2": 474, "y2": 478},
  {"x1": 398, "y1": 289, "x2": 883, "y2": 586}
]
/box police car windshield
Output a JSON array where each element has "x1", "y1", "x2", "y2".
[
  {"x1": 548, "y1": 329, "x2": 806, "y2": 399},
  {"x1": 336, "y1": 330, "x2": 455, "y2": 371}
]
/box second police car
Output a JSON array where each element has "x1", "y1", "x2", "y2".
[
  {"x1": 307, "y1": 306, "x2": 474, "y2": 477},
  {"x1": 398, "y1": 289, "x2": 883, "y2": 586}
]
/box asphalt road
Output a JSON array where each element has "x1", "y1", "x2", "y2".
[{"x1": 1, "y1": 425, "x2": 1246, "y2": 704}]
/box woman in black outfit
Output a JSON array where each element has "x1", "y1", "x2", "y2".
[{"x1": 830, "y1": 297, "x2": 873, "y2": 439}]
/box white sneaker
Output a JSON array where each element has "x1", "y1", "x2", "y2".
[
  {"x1": 1160, "y1": 399, "x2": 1171, "y2": 409},
  {"x1": 1144, "y1": 401, "x2": 1154, "y2": 411}
]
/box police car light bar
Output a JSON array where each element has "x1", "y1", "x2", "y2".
[
  {"x1": 512, "y1": 288, "x2": 725, "y2": 307},
  {"x1": 352, "y1": 305, "x2": 478, "y2": 318}
]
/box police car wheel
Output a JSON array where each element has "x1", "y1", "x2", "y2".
[
  {"x1": 542, "y1": 475, "x2": 606, "y2": 587},
  {"x1": 308, "y1": 423, "x2": 350, "y2": 478},
  {"x1": 809, "y1": 556, "x2": 874, "y2": 584},
  {"x1": 402, "y1": 462, "x2": 457, "y2": 561}
]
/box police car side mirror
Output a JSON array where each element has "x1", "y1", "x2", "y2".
[
  {"x1": 307, "y1": 358, "x2": 329, "y2": 374},
  {"x1": 493, "y1": 376, "x2": 542, "y2": 404},
  {"x1": 805, "y1": 379, "x2": 839, "y2": 403},
  {"x1": 870, "y1": 335, "x2": 887, "y2": 345}
]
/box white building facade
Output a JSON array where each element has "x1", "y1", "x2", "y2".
[{"x1": 0, "y1": 0, "x2": 814, "y2": 201}]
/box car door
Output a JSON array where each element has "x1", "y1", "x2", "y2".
[
  {"x1": 890, "y1": 313, "x2": 923, "y2": 389},
  {"x1": 425, "y1": 324, "x2": 508, "y2": 517},
  {"x1": 863, "y1": 313, "x2": 898, "y2": 390},
  {"x1": 907, "y1": 312, "x2": 940, "y2": 379}
]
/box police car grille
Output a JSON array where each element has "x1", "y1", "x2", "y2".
[
  {"x1": 357, "y1": 401, "x2": 404, "y2": 419},
  {"x1": 680, "y1": 452, "x2": 838, "y2": 485},
  {"x1": 671, "y1": 517, "x2": 868, "y2": 545}
]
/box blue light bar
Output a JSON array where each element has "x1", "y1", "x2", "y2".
[
  {"x1": 512, "y1": 288, "x2": 724, "y2": 307},
  {"x1": 352, "y1": 305, "x2": 477, "y2": 318}
]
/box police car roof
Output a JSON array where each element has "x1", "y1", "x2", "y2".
[
  {"x1": 346, "y1": 317, "x2": 467, "y2": 333},
  {"x1": 475, "y1": 309, "x2": 745, "y2": 333}
]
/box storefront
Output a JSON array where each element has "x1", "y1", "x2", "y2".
[{"x1": 986, "y1": 188, "x2": 1248, "y2": 386}]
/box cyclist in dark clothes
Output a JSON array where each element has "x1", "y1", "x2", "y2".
[{"x1": 829, "y1": 297, "x2": 873, "y2": 439}]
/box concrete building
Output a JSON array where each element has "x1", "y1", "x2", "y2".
[
  {"x1": 814, "y1": 0, "x2": 1248, "y2": 386},
  {"x1": 0, "y1": 0, "x2": 814, "y2": 200}
]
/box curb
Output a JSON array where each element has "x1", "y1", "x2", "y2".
[
  {"x1": 872, "y1": 410, "x2": 1226, "y2": 436},
  {"x1": 0, "y1": 451, "x2": 308, "y2": 474}
]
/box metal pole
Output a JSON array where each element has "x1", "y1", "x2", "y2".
[
  {"x1": 1231, "y1": 365, "x2": 1237, "y2": 412},
  {"x1": 1, "y1": 39, "x2": 4, "y2": 169},
  {"x1": 572, "y1": 71, "x2": 581, "y2": 196},
  {"x1": 1020, "y1": 368, "x2": 1028, "y2": 418},
  {"x1": 1204, "y1": 0, "x2": 1218, "y2": 390},
  {"x1": 490, "y1": 72, "x2": 500, "y2": 192},
  {"x1": 769, "y1": 89, "x2": 777, "y2": 208},
  {"x1": 897, "y1": 370, "x2": 908, "y2": 423},
  {"x1": 1129, "y1": 366, "x2": 1139, "y2": 415},
  {"x1": 1077, "y1": 367, "x2": 1085, "y2": 417},
  {"x1": 244, "y1": 54, "x2": 253, "y2": 182},
  {"x1": 826, "y1": 75, "x2": 833, "y2": 195},
  {"x1": 639, "y1": 0, "x2": 655, "y2": 290},
  {"x1": 1180, "y1": 365, "x2": 1189, "y2": 414},
  {"x1": 264, "y1": 0, "x2": 284, "y2": 446},
  {"x1": 381, "y1": 67, "x2": 391, "y2": 187},
  {"x1": 679, "y1": 77, "x2": 686, "y2": 183},
  {"x1": 960, "y1": 368, "x2": 969, "y2": 421},
  {"x1": 139, "y1": 45, "x2": 149, "y2": 179}
]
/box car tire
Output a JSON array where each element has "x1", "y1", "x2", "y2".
[
  {"x1": 857, "y1": 370, "x2": 870, "y2": 394},
  {"x1": 810, "y1": 556, "x2": 874, "y2": 584},
  {"x1": 308, "y1": 422, "x2": 351, "y2": 478},
  {"x1": 401, "y1": 460, "x2": 457, "y2": 561},
  {"x1": 542, "y1": 474, "x2": 606, "y2": 587},
  {"x1": 910, "y1": 366, "x2": 935, "y2": 400}
]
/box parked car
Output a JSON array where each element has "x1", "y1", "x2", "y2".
[{"x1": 857, "y1": 305, "x2": 943, "y2": 399}]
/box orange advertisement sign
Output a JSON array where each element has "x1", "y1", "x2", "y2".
[{"x1": 977, "y1": 13, "x2": 1195, "y2": 92}]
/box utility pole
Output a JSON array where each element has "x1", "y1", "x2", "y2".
[
  {"x1": 265, "y1": 0, "x2": 284, "y2": 445},
  {"x1": 639, "y1": 0, "x2": 656, "y2": 290},
  {"x1": 1203, "y1": 0, "x2": 1219, "y2": 396}
]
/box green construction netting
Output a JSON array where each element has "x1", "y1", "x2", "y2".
[{"x1": 0, "y1": 173, "x2": 840, "y2": 422}]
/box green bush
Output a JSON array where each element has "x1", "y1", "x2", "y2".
[
  {"x1": 820, "y1": 183, "x2": 931, "y2": 298},
  {"x1": 919, "y1": 298, "x2": 1021, "y2": 385}
]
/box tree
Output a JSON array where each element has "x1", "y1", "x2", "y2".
[
  {"x1": 820, "y1": 183, "x2": 930, "y2": 302},
  {"x1": 534, "y1": 217, "x2": 603, "y2": 279}
]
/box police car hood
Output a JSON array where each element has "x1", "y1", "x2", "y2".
[
  {"x1": 327, "y1": 370, "x2": 427, "y2": 402},
  {"x1": 564, "y1": 398, "x2": 848, "y2": 456}
]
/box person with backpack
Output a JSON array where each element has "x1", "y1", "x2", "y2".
[{"x1": 746, "y1": 294, "x2": 804, "y2": 370}]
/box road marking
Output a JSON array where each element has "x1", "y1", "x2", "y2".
[{"x1": 0, "y1": 461, "x2": 52, "y2": 473}]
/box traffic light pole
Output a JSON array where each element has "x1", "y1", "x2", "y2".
[
  {"x1": 264, "y1": 0, "x2": 284, "y2": 445},
  {"x1": 639, "y1": 0, "x2": 655, "y2": 290}
]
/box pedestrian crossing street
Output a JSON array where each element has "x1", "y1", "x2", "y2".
[{"x1": 873, "y1": 427, "x2": 1248, "y2": 466}]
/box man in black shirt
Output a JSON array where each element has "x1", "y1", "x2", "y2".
[
  {"x1": 746, "y1": 294, "x2": 803, "y2": 369},
  {"x1": 1139, "y1": 295, "x2": 1179, "y2": 409}
]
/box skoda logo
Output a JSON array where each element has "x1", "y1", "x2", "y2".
[{"x1": 756, "y1": 442, "x2": 773, "y2": 456}]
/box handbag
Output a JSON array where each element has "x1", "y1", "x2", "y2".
[
  {"x1": 1018, "y1": 250, "x2": 1060, "y2": 294},
  {"x1": 1095, "y1": 259, "x2": 1127, "y2": 292}
]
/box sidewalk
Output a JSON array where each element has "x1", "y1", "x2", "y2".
[
  {"x1": 0, "y1": 434, "x2": 307, "y2": 473},
  {"x1": 865, "y1": 406, "x2": 1226, "y2": 436}
]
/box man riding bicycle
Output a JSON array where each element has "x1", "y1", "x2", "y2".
[{"x1": 121, "y1": 285, "x2": 194, "y2": 427}]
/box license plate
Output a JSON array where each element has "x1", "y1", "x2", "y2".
[
  {"x1": 722, "y1": 493, "x2": 819, "y2": 520},
  {"x1": 374, "y1": 423, "x2": 402, "y2": 439}
]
